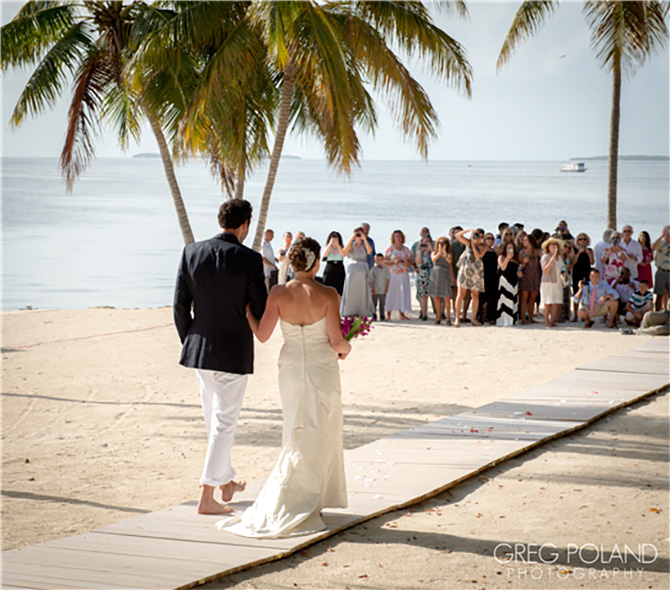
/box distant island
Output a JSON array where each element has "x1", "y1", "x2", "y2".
[
  {"x1": 132, "y1": 153, "x2": 302, "y2": 160},
  {"x1": 570, "y1": 155, "x2": 669, "y2": 161}
]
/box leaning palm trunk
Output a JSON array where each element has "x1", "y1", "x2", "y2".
[
  {"x1": 143, "y1": 105, "x2": 195, "y2": 245},
  {"x1": 251, "y1": 60, "x2": 295, "y2": 252},
  {"x1": 234, "y1": 158, "x2": 246, "y2": 200},
  {"x1": 606, "y1": 58, "x2": 621, "y2": 231}
]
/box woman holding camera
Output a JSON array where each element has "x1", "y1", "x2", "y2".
[
  {"x1": 340, "y1": 227, "x2": 374, "y2": 317},
  {"x1": 453, "y1": 228, "x2": 487, "y2": 327},
  {"x1": 428, "y1": 237, "x2": 453, "y2": 324}
]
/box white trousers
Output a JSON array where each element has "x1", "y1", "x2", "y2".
[{"x1": 196, "y1": 369, "x2": 248, "y2": 487}]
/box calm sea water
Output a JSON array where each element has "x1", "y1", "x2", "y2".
[{"x1": 1, "y1": 157, "x2": 667, "y2": 311}]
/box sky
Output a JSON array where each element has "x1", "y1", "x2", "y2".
[{"x1": 1, "y1": 1, "x2": 668, "y2": 161}]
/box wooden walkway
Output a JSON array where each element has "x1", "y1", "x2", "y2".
[{"x1": 3, "y1": 339, "x2": 668, "y2": 590}]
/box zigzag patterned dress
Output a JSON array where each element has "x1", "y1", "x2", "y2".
[{"x1": 496, "y1": 260, "x2": 519, "y2": 326}]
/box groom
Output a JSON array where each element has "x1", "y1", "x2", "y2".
[{"x1": 174, "y1": 199, "x2": 267, "y2": 514}]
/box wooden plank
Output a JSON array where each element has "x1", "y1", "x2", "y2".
[
  {"x1": 634, "y1": 339, "x2": 669, "y2": 353},
  {"x1": 577, "y1": 352, "x2": 668, "y2": 375}
]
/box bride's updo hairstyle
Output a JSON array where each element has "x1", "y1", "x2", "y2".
[{"x1": 289, "y1": 237, "x2": 321, "y2": 273}]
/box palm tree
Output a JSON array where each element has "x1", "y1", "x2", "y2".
[
  {"x1": 1, "y1": 1, "x2": 196, "y2": 244},
  {"x1": 128, "y1": 0, "x2": 276, "y2": 201},
  {"x1": 497, "y1": 1, "x2": 668, "y2": 230},
  {"x1": 246, "y1": 0, "x2": 473, "y2": 251}
]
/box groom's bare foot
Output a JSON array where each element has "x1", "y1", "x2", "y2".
[
  {"x1": 220, "y1": 480, "x2": 246, "y2": 502},
  {"x1": 197, "y1": 498, "x2": 233, "y2": 515}
]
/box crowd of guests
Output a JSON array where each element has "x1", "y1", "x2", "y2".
[{"x1": 259, "y1": 222, "x2": 670, "y2": 330}]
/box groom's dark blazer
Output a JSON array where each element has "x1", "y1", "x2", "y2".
[{"x1": 174, "y1": 232, "x2": 267, "y2": 375}]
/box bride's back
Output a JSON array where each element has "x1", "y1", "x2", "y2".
[{"x1": 275, "y1": 280, "x2": 332, "y2": 326}]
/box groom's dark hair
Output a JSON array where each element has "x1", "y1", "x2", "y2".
[{"x1": 218, "y1": 199, "x2": 253, "y2": 229}]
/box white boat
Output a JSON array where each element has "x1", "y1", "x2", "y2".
[{"x1": 561, "y1": 162, "x2": 587, "y2": 172}]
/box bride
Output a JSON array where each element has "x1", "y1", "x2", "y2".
[{"x1": 217, "y1": 237, "x2": 351, "y2": 538}]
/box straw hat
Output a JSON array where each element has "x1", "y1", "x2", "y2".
[{"x1": 542, "y1": 236, "x2": 564, "y2": 253}]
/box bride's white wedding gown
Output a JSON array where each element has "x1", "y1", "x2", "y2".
[{"x1": 217, "y1": 316, "x2": 347, "y2": 538}]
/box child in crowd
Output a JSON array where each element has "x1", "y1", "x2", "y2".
[
  {"x1": 370, "y1": 253, "x2": 391, "y2": 321},
  {"x1": 625, "y1": 280, "x2": 653, "y2": 327}
]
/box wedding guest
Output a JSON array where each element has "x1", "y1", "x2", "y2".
[
  {"x1": 361, "y1": 222, "x2": 376, "y2": 268},
  {"x1": 620, "y1": 225, "x2": 642, "y2": 279},
  {"x1": 559, "y1": 239, "x2": 574, "y2": 322},
  {"x1": 651, "y1": 225, "x2": 670, "y2": 310},
  {"x1": 572, "y1": 233, "x2": 595, "y2": 321},
  {"x1": 574, "y1": 268, "x2": 619, "y2": 328},
  {"x1": 479, "y1": 232, "x2": 499, "y2": 325},
  {"x1": 637, "y1": 303, "x2": 669, "y2": 335},
  {"x1": 261, "y1": 229, "x2": 279, "y2": 292},
  {"x1": 276, "y1": 232, "x2": 293, "y2": 285},
  {"x1": 322, "y1": 231, "x2": 345, "y2": 295},
  {"x1": 556, "y1": 220, "x2": 574, "y2": 240},
  {"x1": 594, "y1": 229, "x2": 613, "y2": 273},
  {"x1": 494, "y1": 222, "x2": 509, "y2": 247},
  {"x1": 428, "y1": 237, "x2": 453, "y2": 324},
  {"x1": 453, "y1": 228, "x2": 486, "y2": 327},
  {"x1": 414, "y1": 234, "x2": 434, "y2": 321},
  {"x1": 496, "y1": 227, "x2": 515, "y2": 255},
  {"x1": 514, "y1": 229, "x2": 527, "y2": 252},
  {"x1": 530, "y1": 228, "x2": 544, "y2": 246},
  {"x1": 370, "y1": 253, "x2": 391, "y2": 321},
  {"x1": 611, "y1": 267, "x2": 638, "y2": 322},
  {"x1": 384, "y1": 230, "x2": 413, "y2": 320},
  {"x1": 341, "y1": 228, "x2": 374, "y2": 317},
  {"x1": 496, "y1": 241, "x2": 520, "y2": 326},
  {"x1": 449, "y1": 226, "x2": 470, "y2": 321},
  {"x1": 637, "y1": 230, "x2": 653, "y2": 289},
  {"x1": 601, "y1": 231, "x2": 627, "y2": 284},
  {"x1": 625, "y1": 280, "x2": 653, "y2": 326},
  {"x1": 519, "y1": 234, "x2": 541, "y2": 324},
  {"x1": 540, "y1": 237, "x2": 564, "y2": 328}
]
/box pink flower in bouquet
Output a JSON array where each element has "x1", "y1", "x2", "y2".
[{"x1": 341, "y1": 315, "x2": 374, "y2": 341}]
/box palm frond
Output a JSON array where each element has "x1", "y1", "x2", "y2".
[
  {"x1": 60, "y1": 49, "x2": 114, "y2": 190},
  {"x1": 496, "y1": 1, "x2": 558, "y2": 71},
  {"x1": 103, "y1": 83, "x2": 143, "y2": 150},
  {"x1": 9, "y1": 20, "x2": 95, "y2": 126},
  {"x1": 1, "y1": 1, "x2": 76, "y2": 70},
  {"x1": 583, "y1": 0, "x2": 669, "y2": 77}
]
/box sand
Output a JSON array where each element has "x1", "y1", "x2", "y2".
[{"x1": 1, "y1": 307, "x2": 668, "y2": 589}]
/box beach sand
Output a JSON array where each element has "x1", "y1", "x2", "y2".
[{"x1": 1, "y1": 308, "x2": 668, "y2": 589}]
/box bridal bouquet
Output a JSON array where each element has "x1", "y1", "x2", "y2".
[{"x1": 341, "y1": 315, "x2": 374, "y2": 341}]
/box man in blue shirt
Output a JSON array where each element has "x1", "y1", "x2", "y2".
[
  {"x1": 574, "y1": 268, "x2": 619, "y2": 328},
  {"x1": 361, "y1": 222, "x2": 376, "y2": 268}
]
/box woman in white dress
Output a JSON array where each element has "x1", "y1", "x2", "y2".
[
  {"x1": 218, "y1": 237, "x2": 351, "y2": 538},
  {"x1": 384, "y1": 230, "x2": 413, "y2": 320},
  {"x1": 540, "y1": 237, "x2": 565, "y2": 328}
]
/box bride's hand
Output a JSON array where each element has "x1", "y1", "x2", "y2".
[{"x1": 338, "y1": 350, "x2": 350, "y2": 361}]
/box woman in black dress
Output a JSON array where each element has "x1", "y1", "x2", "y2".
[
  {"x1": 479, "y1": 233, "x2": 499, "y2": 324},
  {"x1": 571, "y1": 232, "x2": 594, "y2": 321},
  {"x1": 322, "y1": 231, "x2": 345, "y2": 295},
  {"x1": 496, "y1": 241, "x2": 520, "y2": 326}
]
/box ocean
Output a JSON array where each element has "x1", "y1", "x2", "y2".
[{"x1": 1, "y1": 157, "x2": 667, "y2": 311}]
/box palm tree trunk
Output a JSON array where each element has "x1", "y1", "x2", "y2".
[
  {"x1": 606, "y1": 59, "x2": 621, "y2": 231},
  {"x1": 142, "y1": 104, "x2": 195, "y2": 245},
  {"x1": 252, "y1": 60, "x2": 295, "y2": 252},
  {"x1": 234, "y1": 158, "x2": 245, "y2": 200}
]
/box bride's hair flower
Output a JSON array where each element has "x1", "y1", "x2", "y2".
[
  {"x1": 289, "y1": 237, "x2": 320, "y2": 272},
  {"x1": 341, "y1": 315, "x2": 374, "y2": 341}
]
